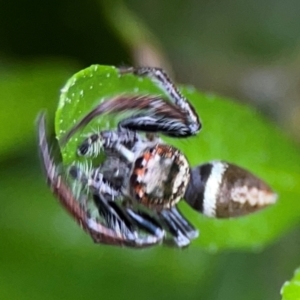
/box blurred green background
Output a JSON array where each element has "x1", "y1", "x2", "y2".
[{"x1": 1, "y1": 0, "x2": 300, "y2": 299}]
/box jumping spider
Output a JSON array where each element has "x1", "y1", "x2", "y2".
[{"x1": 38, "y1": 67, "x2": 277, "y2": 248}]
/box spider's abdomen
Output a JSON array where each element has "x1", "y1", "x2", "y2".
[
  {"x1": 130, "y1": 144, "x2": 190, "y2": 210},
  {"x1": 184, "y1": 161, "x2": 277, "y2": 218}
]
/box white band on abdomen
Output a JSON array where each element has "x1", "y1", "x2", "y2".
[{"x1": 203, "y1": 161, "x2": 227, "y2": 217}]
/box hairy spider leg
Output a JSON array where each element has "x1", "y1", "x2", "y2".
[
  {"x1": 120, "y1": 66, "x2": 201, "y2": 135},
  {"x1": 117, "y1": 111, "x2": 197, "y2": 138},
  {"x1": 62, "y1": 94, "x2": 200, "y2": 145}
]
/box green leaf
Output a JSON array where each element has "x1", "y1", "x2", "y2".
[
  {"x1": 281, "y1": 267, "x2": 300, "y2": 300},
  {"x1": 56, "y1": 65, "x2": 300, "y2": 251}
]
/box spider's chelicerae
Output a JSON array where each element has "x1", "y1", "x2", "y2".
[{"x1": 38, "y1": 67, "x2": 277, "y2": 248}]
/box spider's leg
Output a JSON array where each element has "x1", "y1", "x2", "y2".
[
  {"x1": 77, "y1": 129, "x2": 141, "y2": 157},
  {"x1": 37, "y1": 112, "x2": 160, "y2": 248},
  {"x1": 168, "y1": 207, "x2": 198, "y2": 240},
  {"x1": 126, "y1": 209, "x2": 165, "y2": 238},
  {"x1": 62, "y1": 94, "x2": 199, "y2": 145},
  {"x1": 120, "y1": 67, "x2": 201, "y2": 135},
  {"x1": 184, "y1": 160, "x2": 278, "y2": 218},
  {"x1": 93, "y1": 194, "x2": 133, "y2": 233},
  {"x1": 70, "y1": 163, "x2": 164, "y2": 246},
  {"x1": 69, "y1": 164, "x2": 121, "y2": 200},
  {"x1": 108, "y1": 200, "x2": 165, "y2": 244},
  {"x1": 158, "y1": 209, "x2": 191, "y2": 247},
  {"x1": 117, "y1": 112, "x2": 197, "y2": 137},
  {"x1": 93, "y1": 195, "x2": 164, "y2": 246}
]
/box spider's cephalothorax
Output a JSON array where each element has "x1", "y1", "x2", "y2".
[{"x1": 38, "y1": 66, "x2": 277, "y2": 248}]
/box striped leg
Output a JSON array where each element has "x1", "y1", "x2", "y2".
[{"x1": 120, "y1": 67, "x2": 201, "y2": 136}]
